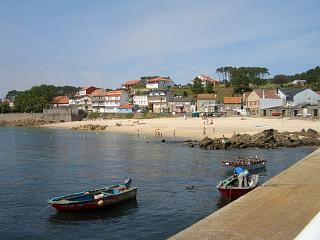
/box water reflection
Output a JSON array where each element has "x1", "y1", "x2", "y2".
[
  {"x1": 216, "y1": 197, "x2": 229, "y2": 209},
  {"x1": 48, "y1": 200, "x2": 139, "y2": 223}
]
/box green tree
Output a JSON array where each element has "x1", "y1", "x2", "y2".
[
  {"x1": 205, "y1": 82, "x2": 214, "y2": 93},
  {"x1": 0, "y1": 102, "x2": 10, "y2": 113},
  {"x1": 273, "y1": 75, "x2": 290, "y2": 85},
  {"x1": 191, "y1": 78, "x2": 204, "y2": 95}
]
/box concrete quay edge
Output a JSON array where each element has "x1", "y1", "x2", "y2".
[{"x1": 170, "y1": 147, "x2": 320, "y2": 240}]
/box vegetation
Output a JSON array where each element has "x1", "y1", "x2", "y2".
[
  {"x1": 0, "y1": 101, "x2": 10, "y2": 113},
  {"x1": 216, "y1": 66, "x2": 269, "y2": 92},
  {"x1": 191, "y1": 78, "x2": 204, "y2": 95},
  {"x1": 270, "y1": 66, "x2": 320, "y2": 90},
  {"x1": 205, "y1": 82, "x2": 214, "y2": 93},
  {"x1": 10, "y1": 85, "x2": 80, "y2": 113}
]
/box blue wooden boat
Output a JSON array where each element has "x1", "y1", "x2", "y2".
[{"x1": 48, "y1": 179, "x2": 137, "y2": 211}]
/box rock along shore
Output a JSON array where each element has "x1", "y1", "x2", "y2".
[
  {"x1": 0, "y1": 118, "x2": 45, "y2": 127},
  {"x1": 198, "y1": 128, "x2": 320, "y2": 149}
]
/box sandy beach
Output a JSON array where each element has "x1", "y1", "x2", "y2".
[{"x1": 42, "y1": 117, "x2": 320, "y2": 140}]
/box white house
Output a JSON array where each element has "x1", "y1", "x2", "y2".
[
  {"x1": 105, "y1": 90, "x2": 129, "y2": 113},
  {"x1": 75, "y1": 86, "x2": 98, "y2": 112},
  {"x1": 146, "y1": 77, "x2": 175, "y2": 89},
  {"x1": 91, "y1": 89, "x2": 107, "y2": 113},
  {"x1": 293, "y1": 89, "x2": 320, "y2": 106},
  {"x1": 133, "y1": 94, "x2": 148, "y2": 107},
  {"x1": 291, "y1": 80, "x2": 307, "y2": 86},
  {"x1": 278, "y1": 88, "x2": 320, "y2": 106},
  {"x1": 194, "y1": 74, "x2": 220, "y2": 87}
]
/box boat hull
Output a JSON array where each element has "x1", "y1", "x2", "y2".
[
  {"x1": 217, "y1": 186, "x2": 256, "y2": 201},
  {"x1": 216, "y1": 174, "x2": 259, "y2": 201},
  {"x1": 50, "y1": 188, "x2": 137, "y2": 212}
]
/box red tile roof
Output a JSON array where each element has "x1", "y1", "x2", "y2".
[
  {"x1": 91, "y1": 89, "x2": 106, "y2": 96},
  {"x1": 224, "y1": 97, "x2": 242, "y2": 104},
  {"x1": 197, "y1": 94, "x2": 217, "y2": 100},
  {"x1": 119, "y1": 104, "x2": 134, "y2": 109},
  {"x1": 147, "y1": 77, "x2": 171, "y2": 83},
  {"x1": 196, "y1": 75, "x2": 220, "y2": 84},
  {"x1": 106, "y1": 90, "x2": 124, "y2": 97},
  {"x1": 79, "y1": 86, "x2": 98, "y2": 94},
  {"x1": 122, "y1": 80, "x2": 141, "y2": 86},
  {"x1": 254, "y1": 89, "x2": 280, "y2": 99},
  {"x1": 51, "y1": 96, "x2": 69, "y2": 104}
]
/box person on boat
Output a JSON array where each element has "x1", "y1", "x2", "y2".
[{"x1": 233, "y1": 167, "x2": 248, "y2": 188}]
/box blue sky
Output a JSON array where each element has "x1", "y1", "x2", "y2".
[{"x1": 0, "y1": 0, "x2": 319, "y2": 97}]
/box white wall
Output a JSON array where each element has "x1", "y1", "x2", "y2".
[
  {"x1": 294, "y1": 89, "x2": 320, "y2": 105},
  {"x1": 260, "y1": 98, "x2": 284, "y2": 109}
]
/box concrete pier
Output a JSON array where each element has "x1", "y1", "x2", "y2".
[{"x1": 170, "y1": 147, "x2": 320, "y2": 240}]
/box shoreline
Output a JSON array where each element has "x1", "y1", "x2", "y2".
[{"x1": 41, "y1": 117, "x2": 320, "y2": 141}]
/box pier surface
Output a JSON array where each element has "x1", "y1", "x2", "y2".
[{"x1": 170, "y1": 148, "x2": 320, "y2": 240}]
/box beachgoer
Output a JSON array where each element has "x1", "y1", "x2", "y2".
[{"x1": 233, "y1": 167, "x2": 248, "y2": 188}]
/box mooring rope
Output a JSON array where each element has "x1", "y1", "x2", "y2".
[{"x1": 35, "y1": 205, "x2": 50, "y2": 216}]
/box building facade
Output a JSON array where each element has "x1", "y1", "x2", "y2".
[
  {"x1": 146, "y1": 77, "x2": 175, "y2": 89},
  {"x1": 247, "y1": 89, "x2": 283, "y2": 115},
  {"x1": 168, "y1": 97, "x2": 196, "y2": 113},
  {"x1": 148, "y1": 90, "x2": 173, "y2": 113},
  {"x1": 223, "y1": 97, "x2": 243, "y2": 116},
  {"x1": 133, "y1": 94, "x2": 149, "y2": 107},
  {"x1": 105, "y1": 90, "x2": 129, "y2": 113},
  {"x1": 196, "y1": 94, "x2": 221, "y2": 113}
]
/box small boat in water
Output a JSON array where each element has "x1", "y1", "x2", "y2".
[
  {"x1": 48, "y1": 179, "x2": 137, "y2": 211},
  {"x1": 216, "y1": 174, "x2": 259, "y2": 201},
  {"x1": 221, "y1": 156, "x2": 266, "y2": 172}
]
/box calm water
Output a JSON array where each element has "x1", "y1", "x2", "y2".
[{"x1": 0, "y1": 127, "x2": 316, "y2": 240}]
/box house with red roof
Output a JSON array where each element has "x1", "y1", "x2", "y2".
[
  {"x1": 50, "y1": 96, "x2": 70, "y2": 107},
  {"x1": 223, "y1": 97, "x2": 243, "y2": 116},
  {"x1": 91, "y1": 89, "x2": 107, "y2": 113},
  {"x1": 118, "y1": 104, "x2": 134, "y2": 113},
  {"x1": 105, "y1": 90, "x2": 129, "y2": 113},
  {"x1": 78, "y1": 86, "x2": 98, "y2": 96},
  {"x1": 194, "y1": 75, "x2": 220, "y2": 87},
  {"x1": 73, "y1": 86, "x2": 99, "y2": 112},
  {"x1": 247, "y1": 89, "x2": 284, "y2": 115},
  {"x1": 145, "y1": 77, "x2": 175, "y2": 89},
  {"x1": 121, "y1": 80, "x2": 144, "y2": 90},
  {"x1": 90, "y1": 89, "x2": 130, "y2": 113}
]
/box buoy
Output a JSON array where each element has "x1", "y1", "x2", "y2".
[{"x1": 98, "y1": 200, "x2": 104, "y2": 206}]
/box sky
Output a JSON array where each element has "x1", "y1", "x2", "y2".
[{"x1": 0, "y1": 0, "x2": 319, "y2": 97}]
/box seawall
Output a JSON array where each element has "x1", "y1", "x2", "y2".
[{"x1": 170, "y1": 147, "x2": 320, "y2": 240}]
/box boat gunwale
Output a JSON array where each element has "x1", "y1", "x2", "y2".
[
  {"x1": 48, "y1": 187, "x2": 138, "y2": 205},
  {"x1": 216, "y1": 174, "x2": 259, "y2": 190}
]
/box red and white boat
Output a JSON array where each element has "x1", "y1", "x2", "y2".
[{"x1": 216, "y1": 174, "x2": 259, "y2": 201}]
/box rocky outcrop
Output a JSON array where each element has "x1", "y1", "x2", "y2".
[
  {"x1": 72, "y1": 124, "x2": 108, "y2": 131},
  {"x1": 199, "y1": 128, "x2": 320, "y2": 150},
  {"x1": 0, "y1": 118, "x2": 45, "y2": 127}
]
